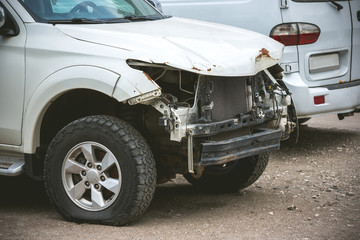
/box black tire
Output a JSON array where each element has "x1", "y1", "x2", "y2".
[
  {"x1": 44, "y1": 116, "x2": 156, "y2": 225},
  {"x1": 184, "y1": 154, "x2": 269, "y2": 193}
]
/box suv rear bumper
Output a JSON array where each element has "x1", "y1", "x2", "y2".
[
  {"x1": 200, "y1": 128, "x2": 282, "y2": 166},
  {"x1": 284, "y1": 73, "x2": 360, "y2": 118}
]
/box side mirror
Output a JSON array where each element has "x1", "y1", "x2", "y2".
[
  {"x1": 0, "y1": 6, "x2": 18, "y2": 36},
  {"x1": 0, "y1": 6, "x2": 5, "y2": 28}
]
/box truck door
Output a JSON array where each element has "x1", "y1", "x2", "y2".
[
  {"x1": 280, "y1": 0, "x2": 352, "y2": 87},
  {"x1": 0, "y1": 2, "x2": 26, "y2": 145},
  {"x1": 350, "y1": 0, "x2": 360, "y2": 81}
]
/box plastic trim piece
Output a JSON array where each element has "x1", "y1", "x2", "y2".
[{"x1": 323, "y1": 80, "x2": 360, "y2": 90}]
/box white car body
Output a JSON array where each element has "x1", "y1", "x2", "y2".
[
  {"x1": 0, "y1": 0, "x2": 284, "y2": 154},
  {"x1": 157, "y1": 0, "x2": 360, "y2": 119},
  {"x1": 0, "y1": 0, "x2": 294, "y2": 225}
]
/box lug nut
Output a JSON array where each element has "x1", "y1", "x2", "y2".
[
  {"x1": 100, "y1": 176, "x2": 105, "y2": 181},
  {"x1": 96, "y1": 165, "x2": 102, "y2": 171},
  {"x1": 87, "y1": 163, "x2": 92, "y2": 168},
  {"x1": 94, "y1": 184, "x2": 100, "y2": 189},
  {"x1": 81, "y1": 171, "x2": 86, "y2": 176},
  {"x1": 85, "y1": 181, "x2": 90, "y2": 187}
]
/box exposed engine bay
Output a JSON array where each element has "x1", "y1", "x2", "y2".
[{"x1": 128, "y1": 61, "x2": 296, "y2": 181}]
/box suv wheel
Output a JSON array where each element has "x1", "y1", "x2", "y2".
[
  {"x1": 184, "y1": 154, "x2": 269, "y2": 192},
  {"x1": 44, "y1": 116, "x2": 156, "y2": 225}
]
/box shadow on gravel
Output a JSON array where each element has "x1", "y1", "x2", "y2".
[
  {"x1": 142, "y1": 181, "x2": 269, "y2": 222},
  {"x1": 279, "y1": 125, "x2": 359, "y2": 154},
  {"x1": 2, "y1": 124, "x2": 357, "y2": 223},
  {"x1": 0, "y1": 175, "x2": 49, "y2": 207}
]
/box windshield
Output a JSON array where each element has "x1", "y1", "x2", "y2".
[{"x1": 19, "y1": 0, "x2": 163, "y2": 23}]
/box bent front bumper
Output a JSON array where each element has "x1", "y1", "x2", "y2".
[{"x1": 199, "y1": 128, "x2": 282, "y2": 166}]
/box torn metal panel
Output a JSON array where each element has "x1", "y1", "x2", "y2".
[
  {"x1": 128, "y1": 89, "x2": 162, "y2": 105},
  {"x1": 112, "y1": 68, "x2": 162, "y2": 103}
]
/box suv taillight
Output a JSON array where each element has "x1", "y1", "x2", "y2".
[{"x1": 270, "y1": 23, "x2": 320, "y2": 46}]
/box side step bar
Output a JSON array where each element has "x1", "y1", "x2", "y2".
[{"x1": 0, "y1": 155, "x2": 25, "y2": 176}]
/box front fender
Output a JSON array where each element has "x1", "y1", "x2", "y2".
[{"x1": 23, "y1": 66, "x2": 120, "y2": 153}]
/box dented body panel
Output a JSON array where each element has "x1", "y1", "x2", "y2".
[{"x1": 55, "y1": 17, "x2": 284, "y2": 77}]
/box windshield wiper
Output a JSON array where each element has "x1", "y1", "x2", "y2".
[
  {"x1": 122, "y1": 15, "x2": 162, "y2": 21},
  {"x1": 48, "y1": 18, "x2": 103, "y2": 24},
  {"x1": 328, "y1": 0, "x2": 343, "y2": 11},
  {"x1": 103, "y1": 18, "x2": 131, "y2": 23}
]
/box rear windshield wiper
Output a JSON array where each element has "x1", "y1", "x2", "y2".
[
  {"x1": 328, "y1": 0, "x2": 343, "y2": 11},
  {"x1": 48, "y1": 18, "x2": 104, "y2": 24}
]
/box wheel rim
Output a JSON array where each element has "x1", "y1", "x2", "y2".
[{"x1": 62, "y1": 141, "x2": 122, "y2": 211}]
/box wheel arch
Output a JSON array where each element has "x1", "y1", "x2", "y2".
[{"x1": 23, "y1": 66, "x2": 121, "y2": 154}]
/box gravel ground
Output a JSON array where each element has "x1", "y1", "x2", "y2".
[{"x1": 0, "y1": 114, "x2": 359, "y2": 240}]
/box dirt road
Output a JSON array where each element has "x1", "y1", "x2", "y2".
[{"x1": 1, "y1": 114, "x2": 359, "y2": 240}]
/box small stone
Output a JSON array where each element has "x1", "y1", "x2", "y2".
[
  {"x1": 269, "y1": 212, "x2": 274, "y2": 215},
  {"x1": 346, "y1": 192, "x2": 354, "y2": 196},
  {"x1": 315, "y1": 213, "x2": 320, "y2": 218},
  {"x1": 312, "y1": 195, "x2": 317, "y2": 199},
  {"x1": 327, "y1": 201, "x2": 338, "y2": 207},
  {"x1": 347, "y1": 224, "x2": 354, "y2": 227},
  {"x1": 287, "y1": 205, "x2": 297, "y2": 211},
  {"x1": 306, "y1": 217, "x2": 312, "y2": 221},
  {"x1": 238, "y1": 190, "x2": 246, "y2": 196}
]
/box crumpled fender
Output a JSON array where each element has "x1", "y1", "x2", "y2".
[{"x1": 21, "y1": 66, "x2": 120, "y2": 152}]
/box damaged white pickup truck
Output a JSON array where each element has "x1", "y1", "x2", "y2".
[{"x1": 0, "y1": 0, "x2": 295, "y2": 225}]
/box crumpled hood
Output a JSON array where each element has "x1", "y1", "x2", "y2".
[{"x1": 56, "y1": 17, "x2": 284, "y2": 76}]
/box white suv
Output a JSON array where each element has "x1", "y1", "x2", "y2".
[
  {"x1": 0, "y1": 0, "x2": 294, "y2": 225},
  {"x1": 157, "y1": 0, "x2": 360, "y2": 121}
]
